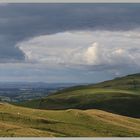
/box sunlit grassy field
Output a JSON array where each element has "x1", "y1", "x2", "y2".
[{"x1": 0, "y1": 103, "x2": 140, "y2": 137}]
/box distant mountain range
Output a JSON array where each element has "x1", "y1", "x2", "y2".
[{"x1": 0, "y1": 82, "x2": 80, "y2": 89}]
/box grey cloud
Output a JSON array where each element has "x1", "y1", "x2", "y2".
[
  {"x1": 1, "y1": 4, "x2": 140, "y2": 62},
  {"x1": 16, "y1": 29, "x2": 140, "y2": 80}
]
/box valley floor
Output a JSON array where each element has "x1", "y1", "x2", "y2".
[{"x1": 0, "y1": 103, "x2": 140, "y2": 137}]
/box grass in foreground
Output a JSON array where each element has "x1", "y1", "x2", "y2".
[{"x1": 0, "y1": 103, "x2": 140, "y2": 137}]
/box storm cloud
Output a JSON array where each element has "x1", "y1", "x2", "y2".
[
  {"x1": 0, "y1": 3, "x2": 140, "y2": 82},
  {"x1": 1, "y1": 4, "x2": 140, "y2": 62}
]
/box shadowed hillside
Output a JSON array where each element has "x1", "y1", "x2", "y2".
[{"x1": 18, "y1": 73, "x2": 140, "y2": 118}]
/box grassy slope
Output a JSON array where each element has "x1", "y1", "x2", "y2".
[
  {"x1": 91, "y1": 73, "x2": 140, "y2": 91},
  {"x1": 0, "y1": 103, "x2": 140, "y2": 137},
  {"x1": 21, "y1": 89, "x2": 140, "y2": 117},
  {"x1": 50, "y1": 73, "x2": 140, "y2": 93},
  {"x1": 19, "y1": 73, "x2": 140, "y2": 118}
]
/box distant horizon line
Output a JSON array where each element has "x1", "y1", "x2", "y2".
[
  {"x1": 0, "y1": 81, "x2": 91, "y2": 84},
  {"x1": 0, "y1": 72, "x2": 139, "y2": 84}
]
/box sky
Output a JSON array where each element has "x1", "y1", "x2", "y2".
[{"x1": 0, "y1": 3, "x2": 140, "y2": 83}]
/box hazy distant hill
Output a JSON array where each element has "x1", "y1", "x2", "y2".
[
  {"x1": 0, "y1": 82, "x2": 79, "y2": 102},
  {"x1": 0, "y1": 82, "x2": 78, "y2": 89}
]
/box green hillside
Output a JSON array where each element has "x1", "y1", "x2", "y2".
[
  {"x1": 0, "y1": 103, "x2": 140, "y2": 137},
  {"x1": 19, "y1": 73, "x2": 140, "y2": 118},
  {"x1": 54, "y1": 73, "x2": 140, "y2": 92},
  {"x1": 91, "y1": 73, "x2": 140, "y2": 91}
]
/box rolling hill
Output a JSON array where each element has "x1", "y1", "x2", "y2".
[
  {"x1": 1, "y1": 73, "x2": 140, "y2": 137},
  {"x1": 18, "y1": 73, "x2": 140, "y2": 118},
  {"x1": 0, "y1": 103, "x2": 140, "y2": 137}
]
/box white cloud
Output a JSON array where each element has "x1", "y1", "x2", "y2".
[
  {"x1": 17, "y1": 30, "x2": 140, "y2": 71},
  {"x1": 84, "y1": 42, "x2": 99, "y2": 65}
]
